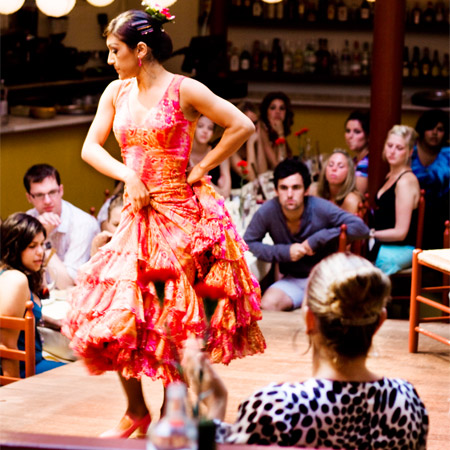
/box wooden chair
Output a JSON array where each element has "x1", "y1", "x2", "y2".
[
  {"x1": 0, "y1": 301, "x2": 36, "y2": 385},
  {"x1": 408, "y1": 220, "x2": 450, "y2": 352}
]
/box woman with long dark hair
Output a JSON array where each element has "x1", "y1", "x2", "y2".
[{"x1": 0, "y1": 213, "x2": 65, "y2": 378}]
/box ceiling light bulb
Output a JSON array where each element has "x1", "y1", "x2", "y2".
[
  {"x1": 0, "y1": 0, "x2": 25, "y2": 15},
  {"x1": 86, "y1": 0, "x2": 115, "y2": 6},
  {"x1": 36, "y1": 0, "x2": 76, "y2": 17}
]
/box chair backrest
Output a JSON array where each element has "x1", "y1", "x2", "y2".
[
  {"x1": 415, "y1": 189, "x2": 426, "y2": 249},
  {"x1": 444, "y1": 220, "x2": 450, "y2": 249},
  {"x1": 338, "y1": 224, "x2": 347, "y2": 252},
  {"x1": 0, "y1": 301, "x2": 35, "y2": 385}
]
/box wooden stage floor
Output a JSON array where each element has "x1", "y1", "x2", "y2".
[{"x1": 1, "y1": 311, "x2": 449, "y2": 449}]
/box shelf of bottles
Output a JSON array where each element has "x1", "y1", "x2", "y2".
[
  {"x1": 228, "y1": 0, "x2": 449, "y2": 34},
  {"x1": 226, "y1": 1, "x2": 450, "y2": 88}
]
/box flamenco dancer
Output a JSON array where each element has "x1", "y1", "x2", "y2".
[{"x1": 62, "y1": 1, "x2": 265, "y2": 438}]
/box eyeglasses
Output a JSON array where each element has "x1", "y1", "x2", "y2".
[{"x1": 29, "y1": 188, "x2": 60, "y2": 200}]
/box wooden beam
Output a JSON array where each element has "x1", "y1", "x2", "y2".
[{"x1": 368, "y1": 0, "x2": 406, "y2": 204}]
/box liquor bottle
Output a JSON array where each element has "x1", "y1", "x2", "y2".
[
  {"x1": 285, "y1": 0, "x2": 297, "y2": 20},
  {"x1": 265, "y1": 1, "x2": 276, "y2": 19},
  {"x1": 276, "y1": 0, "x2": 284, "y2": 20},
  {"x1": 252, "y1": 0, "x2": 263, "y2": 18},
  {"x1": 411, "y1": 2, "x2": 421, "y2": 25},
  {"x1": 350, "y1": 40, "x2": 362, "y2": 76},
  {"x1": 340, "y1": 39, "x2": 351, "y2": 76},
  {"x1": 283, "y1": 40, "x2": 294, "y2": 73},
  {"x1": 410, "y1": 46, "x2": 421, "y2": 77},
  {"x1": 360, "y1": 41, "x2": 371, "y2": 76},
  {"x1": 147, "y1": 382, "x2": 197, "y2": 450},
  {"x1": 271, "y1": 38, "x2": 284, "y2": 72},
  {"x1": 420, "y1": 47, "x2": 432, "y2": 76},
  {"x1": 422, "y1": 1, "x2": 435, "y2": 24},
  {"x1": 306, "y1": 1, "x2": 317, "y2": 22},
  {"x1": 337, "y1": 0, "x2": 348, "y2": 22},
  {"x1": 303, "y1": 39, "x2": 317, "y2": 73},
  {"x1": 240, "y1": 45, "x2": 251, "y2": 71},
  {"x1": 431, "y1": 50, "x2": 441, "y2": 77},
  {"x1": 292, "y1": 40, "x2": 304, "y2": 73},
  {"x1": 260, "y1": 39, "x2": 271, "y2": 71},
  {"x1": 359, "y1": 0, "x2": 371, "y2": 22},
  {"x1": 0, "y1": 79, "x2": 8, "y2": 126},
  {"x1": 327, "y1": 0, "x2": 337, "y2": 21},
  {"x1": 242, "y1": 0, "x2": 252, "y2": 18},
  {"x1": 251, "y1": 40, "x2": 261, "y2": 71},
  {"x1": 402, "y1": 46, "x2": 411, "y2": 78},
  {"x1": 229, "y1": 46, "x2": 240, "y2": 72},
  {"x1": 441, "y1": 53, "x2": 449, "y2": 78},
  {"x1": 435, "y1": 2, "x2": 445, "y2": 23},
  {"x1": 297, "y1": 0, "x2": 307, "y2": 21},
  {"x1": 315, "y1": 38, "x2": 331, "y2": 75},
  {"x1": 330, "y1": 49, "x2": 340, "y2": 75}
]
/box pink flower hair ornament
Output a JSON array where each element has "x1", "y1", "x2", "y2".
[{"x1": 142, "y1": 0, "x2": 176, "y2": 24}]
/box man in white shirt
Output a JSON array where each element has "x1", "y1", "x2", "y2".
[{"x1": 24, "y1": 164, "x2": 100, "y2": 289}]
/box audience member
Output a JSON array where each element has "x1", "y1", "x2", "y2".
[
  {"x1": 190, "y1": 115, "x2": 231, "y2": 199},
  {"x1": 0, "y1": 213, "x2": 66, "y2": 378},
  {"x1": 184, "y1": 253, "x2": 428, "y2": 449},
  {"x1": 230, "y1": 101, "x2": 267, "y2": 188},
  {"x1": 309, "y1": 149, "x2": 361, "y2": 214},
  {"x1": 243, "y1": 158, "x2": 369, "y2": 311},
  {"x1": 91, "y1": 194, "x2": 123, "y2": 256},
  {"x1": 23, "y1": 164, "x2": 100, "y2": 288},
  {"x1": 259, "y1": 92, "x2": 294, "y2": 169},
  {"x1": 412, "y1": 109, "x2": 450, "y2": 249},
  {"x1": 97, "y1": 181, "x2": 125, "y2": 231},
  {"x1": 370, "y1": 125, "x2": 420, "y2": 275},
  {"x1": 344, "y1": 110, "x2": 370, "y2": 195}
]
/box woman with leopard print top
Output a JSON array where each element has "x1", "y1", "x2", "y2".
[{"x1": 184, "y1": 253, "x2": 428, "y2": 449}]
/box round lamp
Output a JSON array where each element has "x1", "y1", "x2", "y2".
[
  {"x1": 0, "y1": 0, "x2": 25, "y2": 15},
  {"x1": 86, "y1": 0, "x2": 115, "y2": 6},
  {"x1": 36, "y1": 0, "x2": 76, "y2": 17}
]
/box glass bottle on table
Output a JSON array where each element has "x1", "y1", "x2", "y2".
[{"x1": 147, "y1": 382, "x2": 198, "y2": 450}]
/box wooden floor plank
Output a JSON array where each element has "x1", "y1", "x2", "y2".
[{"x1": 0, "y1": 311, "x2": 448, "y2": 449}]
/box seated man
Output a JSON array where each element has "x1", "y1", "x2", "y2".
[
  {"x1": 412, "y1": 109, "x2": 450, "y2": 249},
  {"x1": 244, "y1": 158, "x2": 369, "y2": 311},
  {"x1": 24, "y1": 164, "x2": 100, "y2": 289}
]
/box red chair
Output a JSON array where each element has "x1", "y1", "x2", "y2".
[
  {"x1": 409, "y1": 220, "x2": 450, "y2": 353},
  {"x1": 0, "y1": 301, "x2": 36, "y2": 385}
]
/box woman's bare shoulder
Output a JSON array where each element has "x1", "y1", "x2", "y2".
[
  {"x1": 342, "y1": 191, "x2": 361, "y2": 214},
  {"x1": 0, "y1": 269, "x2": 30, "y2": 315}
]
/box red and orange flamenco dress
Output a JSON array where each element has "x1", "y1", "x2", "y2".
[{"x1": 62, "y1": 75, "x2": 265, "y2": 384}]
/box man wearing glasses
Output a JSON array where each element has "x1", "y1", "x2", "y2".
[{"x1": 24, "y1": 164, "x2": 99, "y2": 289}]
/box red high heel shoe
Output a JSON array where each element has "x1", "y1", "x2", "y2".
[{"x1": 100, "y1": 412, "x2": 151, "y2": 438}]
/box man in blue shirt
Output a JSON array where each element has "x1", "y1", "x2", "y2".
[
  {"x1": 244, "y1": 158, "x2": 369, "y2": 311},
  {"x1": 412, "y1": 109, "x2": 449, "y2": 249}
]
